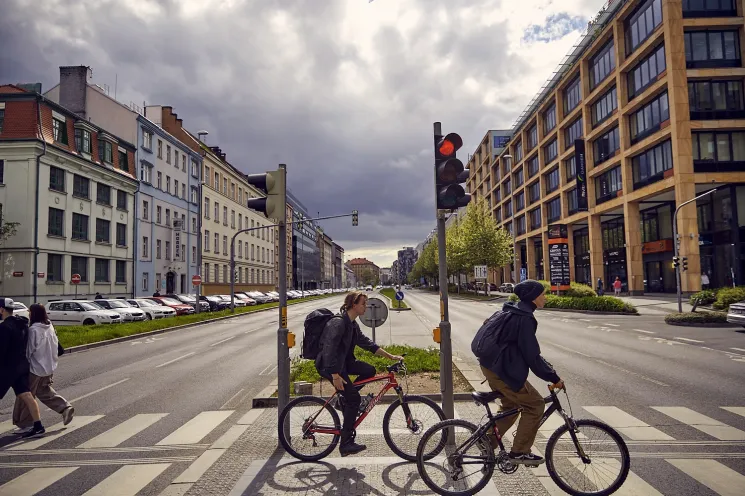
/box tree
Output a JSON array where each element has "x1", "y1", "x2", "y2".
[
  {"x1": 409, "y1": 238, "x2": 438, "y2": 287},
  {"x1": 0, "y1": 215, "x2": 20, "y2": 243},
  {"x1": 446, "y1": 216, "x2": 467, "y2": 293},
  {"x1": 360, "y1": 269, "x2": 375, "y2": 286},
  {"x1": 459, "y1": 198, "x2": 512, "y2": 294}
]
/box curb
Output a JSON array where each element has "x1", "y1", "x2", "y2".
[
  {"x1": 664, "y1": 321, "x2": 740, "y2": 328},
  {"x1": 252, "y1": 392, "x2": 478, "y2": 408},
  {"x1": 538, "y1": 307, "x2": 639, "y2": 316},
  {"x1": 378, "y1": 291, "x2": 411, "y2": 311}
]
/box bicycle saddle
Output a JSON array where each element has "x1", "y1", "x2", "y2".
[{"x1": 471, "y1": 390, "x2": 503, "y2": 404}]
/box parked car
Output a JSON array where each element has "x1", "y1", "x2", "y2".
[
  {"x1": 93, "y1": 299, "x2": 147, "y2": 322},
  {"x1": 726, "y1": 301, "x2": 745, "y2": 328},
  {"x1": 147, "y1": 297, "x2": 195, "y2": 316},
  {"x1": 500, "y1": 283, "x2": 515, "y2": 293},
  {"x1": 47, "y1": 300, "x2": 122, "y2": 326},
  {"x1": 246, "y1": 291, "x2": 272, "y2": 304},
  {"x1": 167, "y1": 294, "x2": 210, "y2": 312},
  {"x1": 200, "y1": 295, "x2": 229, "y2": 311},
  {"x1": 126, "y1": 298, "x2": 175, "y2": 319},
  {"x1": 12, "y1": 301, "x2": 29, "y2": 319},
  {"x1": 233, "y1": 293, "x2": 257, "y2": 306}
]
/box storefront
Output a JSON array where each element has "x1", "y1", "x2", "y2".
[
  {"x1": 697, "y1": 185, "x2": 745, "y2": 288},
  {"x1": 602, "y1": 217, "x2": 627, "y2": 292},
  {"x1": 573, "y1": 228, "x2": 590, "y2": 285},
  {"x1": 534, "y1": 241, "x2": 545, "y2": 281},
  {"x1": 641, "y1": 204, "x2": 676, "y2": 292}
]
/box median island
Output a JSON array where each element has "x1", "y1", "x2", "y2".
[{"x1": 379, "y1": 288, "x2": 409, "y2": 309}]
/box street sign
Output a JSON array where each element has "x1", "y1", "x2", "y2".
[
  {"x1": 192, "y1": 275, "x2": 202, "y2": 286},
  {"x1": 520, "y1": 268, "x2": 527, "y2": 282},
  {"x1": 71, "y1": 274, "x2": 81, "y2": 285},
  {"x1": 361, "y1": 297, "x2": 387, "y2": 341},
  {"x1": 395, "y1": 291, "x2": 404, "y2": 301},
  {"x1": 474, "y1": 265, "x2": 488, "y2": 279}
]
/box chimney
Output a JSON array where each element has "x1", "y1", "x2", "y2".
[{"x1": 59, "y1": 66, "x2": 91, "y2": 118}]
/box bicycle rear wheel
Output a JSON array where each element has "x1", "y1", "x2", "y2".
[
  {"x1": 545, "y1": 418, "x2": 630, "y2": 496},
  {"x1": 383, "y1": 395, "x2": 446, "y2": 461},
  {"x1": 278, "y1": 395, "x2": 341, "y2": 461}
]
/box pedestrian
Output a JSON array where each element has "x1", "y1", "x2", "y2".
[
  {"x1": 0, "y1": 298, "x2": 46, "y2": 438},
  {"x1": 153, "y1": 290, "x2": 161, "y2": 297},
  {"x1": 471, "y1": 280, "x2": 563, "y2": 466},
  {"x1": 701, "y1": 272, "x2": 710, "y2": 290},
  {"x1": 13, "y1": 304, "x2": 74, "y2": 431},
  {"x1": 94, "y1": 292, "x2": 103, "y2": 300},
  {"x1": 314, "y1": 291, "x2": 403, "y2": 457},
  {"x1": 613, "y1": 276, "x2": 622, "y2": 296},
  {"x1": 596, "y1": 277, "x2": 604, "y2": 296}
]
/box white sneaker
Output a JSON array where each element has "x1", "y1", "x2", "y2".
[
  {"x1": 62, "y1": 406, "x2": 75, "y2": 426},
  {"x1": 13, "y1": 426, "x2": 33, "y2": 435}
]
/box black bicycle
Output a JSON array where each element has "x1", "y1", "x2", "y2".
[{"x1": 416, "y1": 384, "x2": 630, "y2": 496}]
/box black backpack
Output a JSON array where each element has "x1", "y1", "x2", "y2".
[
  {"x1": 471, "y1": 311, "x2": 513, "y2": 366},
  {"x1": 301, "y1": 309, "x2": 339, "y2": 360}
]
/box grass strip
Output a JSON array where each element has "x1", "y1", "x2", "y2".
[
  {"x1": 379, "y1": 288, "x2": 409, "y2": 309},
  {"x1": 57, "y1": 293, "x2": 343, "y2": 348}
]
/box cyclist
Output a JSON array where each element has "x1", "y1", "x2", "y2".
[
  {"x1": 315, "y1": 291, "x2": 403, "y2": 457},
  {"x1": 472, "y1": 280, "x2": 563, "y2": 466}
]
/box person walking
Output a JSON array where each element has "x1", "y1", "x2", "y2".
[
  {"x1": 94, "y1": 292, "x2": 103, "y2": 300},
  {"x1": 13, "y1": 304, "x2": 74, "y2": 431},
  {"x1": 613, "y1": 277, "x2": 622, "y2": 296},
  {"x1": 0, "y1": 298, "x2": 46, "y2": 438}
]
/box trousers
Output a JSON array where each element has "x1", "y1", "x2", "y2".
[
  {"x1": 13, "y1": 373, "x2": 71, "y2": 428},
  {"x1": 320, "y1": 360, "x2": 376, "y2": 439}
]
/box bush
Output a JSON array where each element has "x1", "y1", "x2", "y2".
[
  {"x1": 507, "y1": 293, "x2": 635, "y2": 313},
  {"x1": 689, "y1": 289, "x2": 718, "y2": 306},
  {"x1": 665, "y1": 311, "x2": 728, "y2": 325},
  {"x1": 712, "y1": 287, "x2": 745, "y2": 310},
  {"x1": 537, "y1": 280, "x2": 552, "y2": 292},
  {"x1": 564, "y1": 282, "x2": 597, "y2": 298}
]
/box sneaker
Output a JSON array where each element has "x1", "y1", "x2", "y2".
[
  {"x1": 358, "y1": 393, "x2": 374, "y2": 414},
  {"x1": 508, "y1": 451, "x2": 544, "y2": 466},
  {"x1": 330, "y1": 396, "x2": 345, "y2": 412},
  {"x1": 21, "y1": 424, "x2": 45, "y2": 439},
  {"x1": 339, "y1": 440, "x2": 367, "y2": 457},
  {"x1": 62, "y1": 406, "x2": 75, "y2": 426},
  {"x1": 13, "y1": 426, "x2": 33, "y2": 435}
]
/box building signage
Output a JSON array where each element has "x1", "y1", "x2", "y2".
[
  {"x1": 575, "y1": 139, "x2": 588, "y2": 212},
  {"x1": 12, "y1": 271, "x2": 23, "y2": 277},
  {"x1": 173, "y1": 219, "x2": 182, "y2": 259},
  {"x1": 548, "y1": 224, "x2": 568, "y2": 239},
  {"x1": 474, "y1": 265, "x2": 488, "y2": 279},
  {"x1": 548, "y1": 224, "x2": 570, "y2": 290}
]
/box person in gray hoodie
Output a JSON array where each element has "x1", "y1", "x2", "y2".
[{"x1": 13, "y1": 304, "x2": 74, "y2": 431}]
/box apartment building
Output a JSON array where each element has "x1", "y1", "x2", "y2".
[
  {"x1": 482, "y1": 0, "x2": 745, "y2": 294},
  {"x1": 289, "y1": 190, "x2": 320, "y2": 291},
  {"x1": 349, "y1": 257, "x2": 380, "y2": 285},
  {"x1": 333, "y1": 243, "x2": 344, "y2": 289},
  {"x1": 396, "y1": 247, "x2": 419, "y2": 285},
  {"x1": 318, "y1": 231, "x2": 334, "y2": 289},
  {"x1": 0, "y1": 84, "x2": 138, "y2": 303}
]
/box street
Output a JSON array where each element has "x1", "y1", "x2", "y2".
[{"x1": 1, "y1": 290, "x2": 744, "y2": 495}]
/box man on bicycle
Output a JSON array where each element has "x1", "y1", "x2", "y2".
[
  {"x1": 472, "y1": 280, "x2": 563, "y2": 466},
  {"x1": 315, "y1": 291, "x2": 403, "y2": 457}
]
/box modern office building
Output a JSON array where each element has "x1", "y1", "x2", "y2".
[
  {"x1": 396, "y1": 247, "x2": 418, "y2": 284},
  {"x1": 475, "y1": 0, "x2": 745, "y2": 294},
  {"x1": 288, "y1": 190, "x2": 320, "y2": 291}
]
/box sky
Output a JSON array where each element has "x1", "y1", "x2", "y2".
[{"x1": 0, "y1": 0, "x2": 604, "y2": 268}]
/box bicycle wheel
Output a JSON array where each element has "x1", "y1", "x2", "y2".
[
  {"x1": 545, "y1": 418, "x2": 630, "y2": 496},
  {"x1": 416, "y1": 419, "x2": 494, "y2": 496},
  {"x1": 278, "y1": 395, "x2": 341, "y2": 461},
  {"x1": 383, "y1": 394, "x2": 447, "y2": 461}
]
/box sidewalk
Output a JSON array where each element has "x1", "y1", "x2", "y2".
[{"x1": 617, "y1": 294, "x2": 694, "y2": 315}]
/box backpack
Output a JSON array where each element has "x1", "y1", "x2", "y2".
[
  {"x1": 471, "y1": 311, "x2": 513, "y2": 367},
  {"x1": 301, "y1": 308, "x2": 339, "y2": 360}
]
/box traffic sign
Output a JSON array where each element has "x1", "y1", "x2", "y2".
[
  {"x1": 395, "y1": 291, "x2": 404, "y2": 301},
  {"x1": 192, "y1": 275, "x2": 202, "y2": 286},
  {"x1": 361, "y1": 297, "x2": 388, "y2": 328},
  {"x1": 71, "y1": 274, "x2": 81, "y2": 285},
  {"x1": 474, "y1": 265, "x2": 488, "y2": 279}
]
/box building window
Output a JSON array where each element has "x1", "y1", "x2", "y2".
[
  {"x1": 693, "y1": 130, "x2": 745, "y2": 165},
  {"x1": 223, "y1": 235, "x2": 228, "y2": 254},
  {"x1": 72, "y1": 213, "x2": 89, "y2": 240},
  {"x1": 96, "y1": 183, "x2": 111, "y2": 205},
  {"x1": 116, "y1": 261, "x2": 126, "y2": 283},
  {"x1": 204, "y1": 230, "x2": 210, "y2": 251},
  {"x1": 231, "y1": 210, "x2": 235, "y2": 228},
  {"x1": 142, "y1": 201, "x2": 149, "y2": 220},
  {"x1": 174, "y1": 150, "x2": 178, "y2": 169},
  {"x1": 514, "y1": 167, "x2": 524, "y2": 188},
  {"x1": 223, "y1": 206, "x2": 228, "y2": 225},
  {"x1": 165, "y1": 209, "x2": 170, "y2": 227},
  {"x1": 116, "y1": 222, "x2": 127, "y2": 246},
  {"x1": 140, "y1": 161, "x2": 153, "y2": 183},
  {"x1": 73, "y1": 175, "x2": 89, "y2": 199},
  {"x1": 565, "y1": 155, "x2": 576, "y2": 181},
  {"x1": 543, "y1": 103, "x2": 557, "y2": 134},
  {"x1": 688, "y1": 80, "x2": 745, "y2": 119},
  {"x1": 118, "y1": 150, "x2": 128, "y2": 171},
  {"x1": 165, "y1": 241, "x2": 171, "y2": 260},
  {"x1": 632, "y1": 139, "x2": 673, "y2": 189},
  {"x1": 52, "y1": 118, "x2": 67, "y2": 144},
  {"x1": 683, "y1": 0, "x2": 737, "y2": 17},
  {"x1": 567, "y1": 188, "x2": 579, "y2": 214},
  {"x1": 630, "y1": 92, "x2": 669, "y2": 144},
  {"x1": 156, "y1": 206, "x2": 162, "y2": 224},
  {"x1": 515, "y1": 192, "x2": 525, "y2": 212},
  {"x1": 174, "y1": 179, "x2": 179, "y2": 197},
  {"x1": 47, "y1": 254, "x2": 62, "y2": 282},
  {"x1": 547, "y1": 197, "x2": 561, "y2": 223},
  {"x1": 0, "y1": 160, "x2": 3, "y2": 183},
  {"x1": 157, "y1": 172, "x2": 162, "y2": 189},
  {"x1": 142, "y1": 236, "x2": 149, "y2": 257},
  {"x1": 593, "y1": 126, "x2": 620, "y2": 165},
  {"x1": 214, "y1": 233, "x2": 219, "y2": 252},
  {"x1": 504, "y1": 178, "x2": 512, "y2": 195},
  {"x1": 48, "y1": 208, "x2": 64, "y2": 236},
  {"x1": 182, "y1": 183, "x2": 186, "y2": 200},
  {"x1": 95, "y1": 259, "x2": 110, "y2": 282},
  {"x1": 98, "y1": 139, "x2": 112, "y2": 164},
  {"x1": 527, "y1": 125, "x2": 538, "y2": 150},
  {"x1": 142, "y1": 272, "x2": 149, "y2": 291},
  {"x1": 117, "y1": 190, "x2": 127, "y2": 210},
  {"x1": 157, "y1": 140, "x2": 163, "y2": 158},
  {"x1": 75, "y1": 128, "x2": 92, "y2": 153},
  {"x1": 685, "y1": 30, "x2": 740, "y2": 68},
  {"x1": 204, "y1": 197, "x2": 210, "y2": 219},
  {"x1": 514, "y1": 141, "x2": 523, "y2": 162},
  {"x1": 192, "y1": 246, "x2": 197, "y2": 263},
  {"x1": 156, "y1": 239, "x2": 162, "y2": 259},
  {"x1": 143, "y1": 129, "x2": 152, "y2": 150},
  {"x1": 602, "y1": 219, "x2": 626, "y2": 250},
  {"x1": 49, "y1": 166, "x2": 65, "y2": 192},
  {"x1": 214, "y1": 202, "x2": 219, "y2": 221},
  {"x1": 0, "y1": 109, "x2": 4, "y2": 134},
  {"x1": 214, "y1": 172, "x2": 219, "y2": 189},
  {"x1": 71, "y1": 256, "x2": 88, "y2": 282},
  {"x1": 595, "y1": 165, "x2": 623, "y2": 204},
  {"x1": 544, "y1": 139, "x2": 558, "y2": 164},
  {"x1": 592, "y1": 86, "x2": 618, "y2": 127},
  {"x1": 528, "y1": 181, "x2": 541, "y2": 204},
  {"x1": 564, "y1": 117, "x2": 583, "y2": 149},
  {"x1": 626, "y1": 0, "x2": 662, "y2": 54},
  {"x1": 505, "y1": 200, "x2": 513, "y2": 218},
  {"x1": 564, "y1": 76, "x2": 581, "y2": 114},
  {"x1": 529, "y1": 208, "x2": 541, "y2": 230},
  {"x1": 629, "y1": 44, "x2": 666, "y2": 100},
  {"x1": 166, "y1": 145, "x2": 171, "y2": 164},
  {"x1": 223, "y1": 178, "x2": 227, "y2": 194},
  {"x1": 527, "y1": 155, "x2": 539, "y2": 177},
  {"x1": 191, "y1": 160, "x2": 198, "y2": 178},
  {"x1": 589, "y1": 39, "x2": 615, "y2": 89},
  {"x1": 545, "y1": 167, "x2": 560, "y2": 194},
  {"x1": 96, "y1": 218, "x2": 111, "y2": 243},
  {"x1": 191, "y1": 187, "x2": 198, "y2": 204},
  {"x1": 166, "y1": 176, "x2": 170, "y2": 194}
]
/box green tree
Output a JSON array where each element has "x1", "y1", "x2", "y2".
[
  {"x1": 446, "y1": 216, "x2": 467, "y2": 293},
  {"x1": 360, "y1": 269, "x2": 375, "y2": 286},
  {"x1": 459, "y1": 199, "x2": 512, "y2": 294},
  {"x1": 0, "y1": 215, "x2": 20, "y2": 243}
]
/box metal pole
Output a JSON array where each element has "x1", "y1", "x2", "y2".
[
  {"x1": 196, "y1": 180, "x2": 203, "y2": 313},
  {"x1": 230, "y1": 239, "x2": 236, "y2": 312},
  {"x1": 277, "y1": 164, "x2": 290, "y2": 440},
  {"x1": 371, "y1": 304, "x2": 376, "y2": 342},
  {"x1": 300, "y1": 219, "x2": 305, "y2": 297}
]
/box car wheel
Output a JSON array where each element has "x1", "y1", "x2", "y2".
[
  {"x1": 146, "y1": 313, "x2": 152, "y2": 320},
  {"x1": 83, "y1": 318, "x2": 96, "y2": 325}
]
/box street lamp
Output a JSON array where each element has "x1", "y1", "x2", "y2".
[
  {"x1": 196, "y1": 180, "x2": 205, "y2": 313},
  {"x1": 502, "y1": 154, "x2": 516, "y2": 284},
  {"x1": 673, "y1": 187, "x2": 717, "y2": 312}
]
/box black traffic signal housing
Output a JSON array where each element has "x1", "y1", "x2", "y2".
[
  {"x1": 245, "y1": 167, "x2": 286, "y2": 221},
  {"x1": 352, "y1": 210, "x2": 358, "y2": 226},
  {"x1": 434, "y1": 132, "x2": 471, "y2": 210},
  {"x1": 673, "y1": 256, "x2": 680, "y2": 269},
  {"x1": 682, "y1": 257, "x2": 688, "y2": 271}
]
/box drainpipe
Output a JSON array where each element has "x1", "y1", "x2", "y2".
[
  {"x1": 33, "y1": 96, "x2": 47, "y2": 303},
  {"x1": 132, "y1": 179, "x2": 140, "y2": 298}
]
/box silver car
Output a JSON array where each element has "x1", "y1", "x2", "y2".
[{"x1": 726, "y1": 301, "x2": 745, "y2": 328}]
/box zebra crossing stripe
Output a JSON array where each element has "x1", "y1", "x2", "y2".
[
  {"x1": 8, "y1": 416, "x2": 104, "y2": 451},
  {"x1": 653, "y1": 407, "x2": 745, "y2": 441},
  {"x1": 568, "y1": 458, "x2": 663, "y2": 495},
  {"x1": 583, "y1": 406, "x2": 674, "y2": 441},
  {"x1": 667, "y1": 459, "x2": 745, "y2": 496},
  {"x1": 81, "y1": 463, "x2": 171, "y2": 496},
  {"x1": 156, "y1": 411, "x2": 233, "y2": 446},
  {"x1": 721, "y1": 406, "x2": 745, "y2": 418},
  {"x1": 78, "y1": 414, "x2": 169, "y2": 449},
  {"x1": 0, "y1": 467, "x2": 78, "y2": 496},
  {"x1": 0, "y1": 420, "x2": 14, "y2": 435}
]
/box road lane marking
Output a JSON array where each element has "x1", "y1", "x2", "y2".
[
  {"x1": 569, "y1": 458, "x2": 663, "y2": 495},
  {"x1": 583, "y1": 406, "x2": 674, "y2": 440},
  {"x1": 0, "y1": 420, "x2": 14, "y2": 435},
  {"x1": 69, "y1": 378, "x2": 131, "y2": 403},
  {"x1": 173, "y1": 448, "x2": 227, "y2": 484},
  {"x1": 156, "y1": 352, "x2": 196, "y2": 368},
  {"x1": 220, "y1": 389, "x2": 245, "y2": 410},
  {"x1": 210, "y1": 336, "x2": 236, "y2": 347},
  {"x1": 0, "y1": 467, "x2": 78, "y2": 496},
  {"x1": 673, "y1": 337, "x2": 704, "y2": 343},
  {"x1": 237, "y1": 409, "x2": 264, "y2": 425},
  {"x1": 546, "y1": 342, "x2": 592, "y2": 357},
  {"x1": 632, "y1": 329, "x2": 655, "y2": 334},
  {"x1": 731, "y1": 347, "x2": 745, "y2": 353},
  {"x1": 9, "y1": 416, "x2": 104, "y2": 450},
  {"x1": 78, "y1": 414, "x2": 168, "y2": 448},
  {"x1": 721, "y1": 407, "x2": 745, "y2": 418},
  {"x1": 603, "y1": 323, "x2": 620, "y2": 327},
  {"x1": 210, "y1": 424, "x2": 249, "y2": 449},
  {"x1": 82, "y1": 463, "x2": 171, "y2": 496},
  {"x1": 667, "y1": 459, "x2": 745, "y2": 496},
  {"x1": 652, "y1": 407, "x2": 745, "y2": 440},
  {"x1": 156, "y1": 411, "x2": 233, "y2": 445},
  {"x1": 258, "y1": 364, "x2": 273, "y2": 375},
  {"x1": 579, "y1": 319, "x2": 592, "y2": 322}
]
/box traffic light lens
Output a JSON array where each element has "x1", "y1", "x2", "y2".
[{"x1": 439, "y1": 140, "x2": 455, "y2": 156}]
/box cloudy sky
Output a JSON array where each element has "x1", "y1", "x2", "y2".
[{"x1": 1, "y1": 0, "x2": 603, "y2": 267}]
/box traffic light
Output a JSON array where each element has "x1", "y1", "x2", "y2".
[
  {"x1": 352, "y1": 210, "x2": 358, "y2": 226},
  {"x1": 673, "y1": 256, "x2": 680, "y2": 269},
  {"x1": 682, "y1": 257, "x2": 688, "y2": 271},
  {"x1": 434, "y1": 131, "x2": 470, "y2": 210},
  {"x1": 245, "y1": 166, "x2": 286, "y2": 221}
]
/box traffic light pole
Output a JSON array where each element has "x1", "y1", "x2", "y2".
[{"x1": 276, "y1": 165, "x2": 290, "y2": 442}]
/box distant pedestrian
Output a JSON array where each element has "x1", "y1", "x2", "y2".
[
  {"x1": 94, "y1": 292, "x2": 103, "y2": 300},
  {"x1": 0, "y1": 298, "x2": 46, "y2": 438},
  {"x1": 613, "y1": 277, "x2": 622, "y2": 297},
  {"x1": 153, "y1": 290, "x2": 161, "y2": 297},
  {"x1": 13, "y1": 304, "x2": 74, "y2": 430},
  {"x1": 596, "y1": 278, "x2": 604, "y2": 296},
  {"x1": 701, "y1": 273, "x2": 710, "y2": 290}
]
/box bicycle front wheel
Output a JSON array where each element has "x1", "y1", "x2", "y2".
[
  {"x1": 278, "y1": 395, "x2": 341, "y2": 461},
  {"x1": 383, "y1": 394, "x2": 447, "y2": 461},
  {"x1": 545, "y1": 418, "x2": 630, "y2": 496}
]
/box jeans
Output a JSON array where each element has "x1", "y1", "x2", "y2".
[{"x1": 320, "y1": 361, "x2": 376, "y2": 440}]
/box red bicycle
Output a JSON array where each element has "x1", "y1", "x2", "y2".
[{"x1": 278, "y1": 355, "x2": 447, "y2": 462}]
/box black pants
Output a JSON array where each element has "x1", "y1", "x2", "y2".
[{"x1": 320, "y1": 360, "x2": 376, "y2": 439}]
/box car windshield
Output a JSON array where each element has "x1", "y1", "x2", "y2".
[
  {"x1": 80, "y1": 302, "x2": 103, "y2": 311},
  {"x1": 160, "y1": 298, "x2": 182, "y2": 305},
  {"x1": 107, "y1": 300, "x2": 131, "y2": 308},
  {"x1": 13, "y1": 303, "x2": 27, "y2": 310},
  {"x1": 179, "y1": 295, "x2": 196, "y2": 302}
]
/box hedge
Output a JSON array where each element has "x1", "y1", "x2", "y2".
[
  {"x1": 689, "y1": 289, "x2": 718, "y2": 306},
  {"x1": 665, "y1": 311, "x2": 728, "y2": 325},
  {"x1": 508, "y1": 293, "x2": 636, "y2": 313},
  {"x1": 712, "y1": 287, "x2": 745, "y2": 311}
]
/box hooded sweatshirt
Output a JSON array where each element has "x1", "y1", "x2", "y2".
[
  {"x1": 27, "y1": 321, "x2": 59, "y2": 377},
  {"x1": 0, "y1": 315, "x2": 31, "y2": 377}
]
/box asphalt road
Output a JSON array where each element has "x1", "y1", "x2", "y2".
[
  {"x1": 0, "y1": 294, "x2": 348, "y2": 496},
  {"x1": 403, "y1": 289, "x2": 745, "y2": 496}
]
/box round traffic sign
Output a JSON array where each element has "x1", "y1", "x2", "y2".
[
  {"x1": 361, "y1": 297, "x2": 388, "y2": 328},
  {"x1": 395, "y1": 291, "x2": 404, "y2": 301},
  {"x1": 192, "y1": 275, "x2": 202, "y2": 286},
  {"x1": 71, "y1": 274, "x2": 81, "y2": 285}
]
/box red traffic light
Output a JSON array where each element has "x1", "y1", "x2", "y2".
[{"x1": 437, "y1": 133, "x2": 463, "y2": 157}]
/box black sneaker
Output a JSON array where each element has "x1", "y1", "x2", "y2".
[
  {"x1": 21, "y1": 424, "x2": 45, "y2": 439},
  {"x1": 339, "y1": 440, "x2": 367, "y2": 457},
  {"x1": 330, "y1": 396, "x2": 345, "y2": 412},
  {"x1": 508, "y1": 451, "x2": 544, "y2": 466}
]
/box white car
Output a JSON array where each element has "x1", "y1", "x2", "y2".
[
  {"x1": 47, "y1": 300, "x2": 122, "y2": 326},
  {"x1": 93, "y1": 299, "x2": 146, "y2": 322},
  {"x1": 12, "y1": 302, "x2": 29, "y2": 319},
  {"x1": 127, "y1": 299, "x2": 176, "y2": 319}
]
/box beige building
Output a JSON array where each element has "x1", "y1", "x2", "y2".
[{"x1": 318, "y1": 231, "x2": 334, "y2": 288}]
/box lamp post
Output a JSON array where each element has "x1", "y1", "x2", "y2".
[
  {"x1": 503, "y1": 154, "x2": 516, "y2": 284},
  {"x1": 196, "y1": 180, "x2": 204, "y2": 313}
]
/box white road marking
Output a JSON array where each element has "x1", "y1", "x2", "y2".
[
  {"x1": 673, "y1": 337, "x2": 704, "y2": 343},
  {"x1": 0, "y1": 467, "x2": 78, "y2": 496},
  {"x1": 546, "y1": 342, "x2": 593, "y2": 358},
  {"x1": 730, "y1": 347, "x2": 745, "y2": 353},
  {"x1": 9, "y1": 416, "x2": 104, "y2": 451},
  {"x1": 667, "y1": 459, "x2": 745, "y2": 496},
  {"x1": 82, "y1": 463, "x2": 171, "y2": 496},
  {"x1": 583, "y1": 406, "x2": 674, "y2": 440},
  {"x1": 155, "y1": 352, "x2": 196, "y2": 368},
  {"x1": 721, "y1": 407, "x2": 745, "y2": 418},
  {"x1": 220, "y1": 389, "x2": 245, "y2": 410},
  {"x1": 156, "y1": 411, "x2": 233, "y2": 445},
  {"x1": 70, "y1": 378, "x2": 130, "y2": 403},
  {"x1": 653, "y1": 407, "x2": 745, "y2": 440},
  {"x1": 572, "y1": 458, "x2": 663, "y2": 495},
  {"x1": 0, "y1": 420, "x2": 15, "y2": 435},
  {"x1": 210, "y1": 336, "x2": 236, "y2": 347},
  {"x1": 237, "y1": 409, "x2": 263, "y2": 425},
  {"x1": 632, "y1": 329, "x2": 655, "y2": 334},
  {"x1": 579, "y1": 319, "x2": 592, "y2": 322},
  {"x1": 603, "y1": 323, "x2": 620, "y2": 327},
  {"x1": 173, "y1": 449, "x2": 227, "y2": 484},
  {"x1": 78, "y1": 414, "x2": 168, "y2": 448},
  {"x1": 258, "y1": 364, "x2": 273, "y2": 375},
  {"x1": 210, "y1": 424, "x2": 249, "y2": 449}
]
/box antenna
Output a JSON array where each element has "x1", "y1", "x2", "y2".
[{"x1": 197, "y1": 130, "x2": 209, "y2": 143}]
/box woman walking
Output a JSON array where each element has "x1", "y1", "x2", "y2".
[{"x1": 13, "y1": 304, "x2": 74, "y2": 431}]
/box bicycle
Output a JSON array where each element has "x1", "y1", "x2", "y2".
[
  {"x1": 416, "y1": 384, "x2": 630, "y2": 496},
  {"x1": 278, "y1": 354, "x2": 447, "y2": 462}
]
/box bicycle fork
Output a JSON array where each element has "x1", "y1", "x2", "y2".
[
  {"x1": 395, "y1": 387, "x2": 419, "y2": 433},
  {"x1": 559, "y1": 411, "x2": 591, "y2": 464}
]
